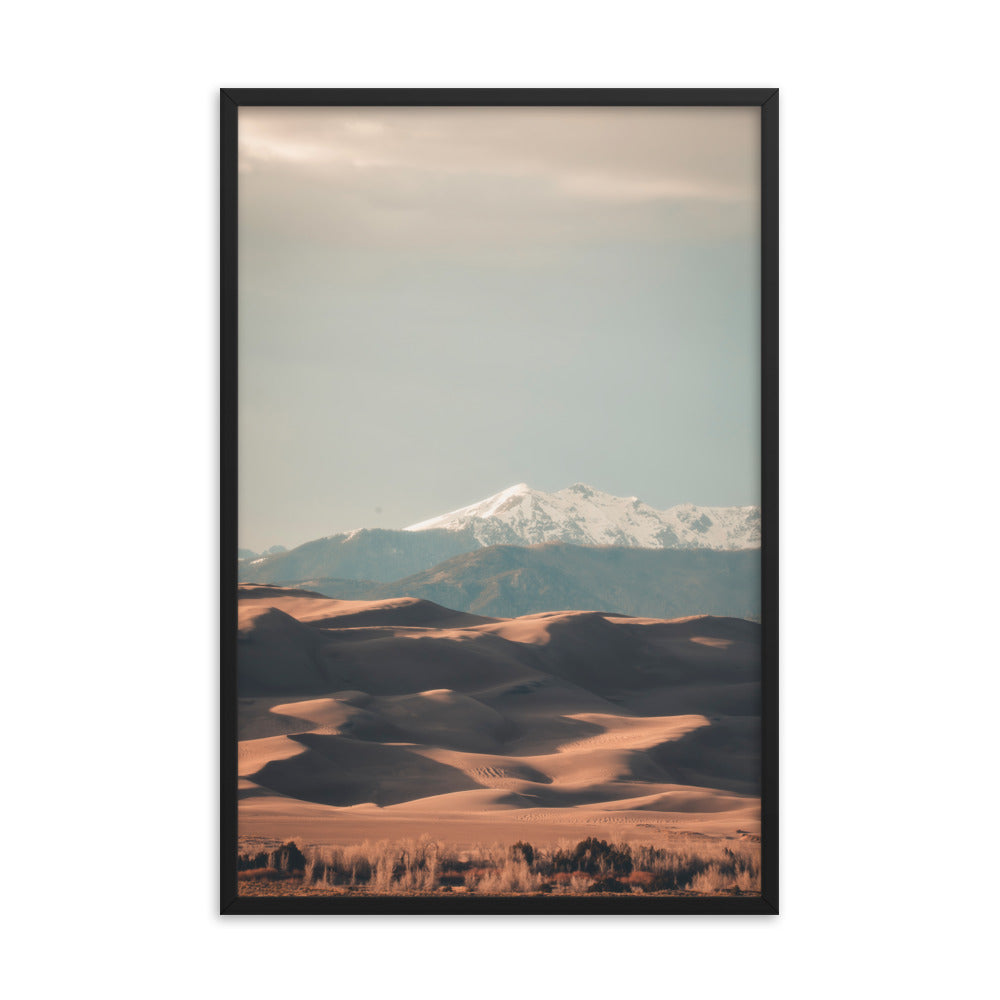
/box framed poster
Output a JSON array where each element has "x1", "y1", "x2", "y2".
[{"x1": 221, "y1": 88, "x2": 778, "y2": 914}]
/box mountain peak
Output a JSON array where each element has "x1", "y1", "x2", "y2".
[
  {"x1": 405, "y1": 484, "x2": 759, "y2": 551},
  {"x1": 497, "y1": 482, "x2": 532, "y2": 498}
]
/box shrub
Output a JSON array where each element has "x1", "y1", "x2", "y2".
[
  {"x1": 237, "y1": 850, "x2": 269, "y2": 871},
  {"x1": 509, "y1": 841, "x2": 535, "y2": 866},
  {"x1": 468, "y1": 858, "x2": 540, "y2": 895},
  {"x1": 269, "y1": 842, "x2": 306, "y2": 872},
  {"x1": 237, "y1": 867, "x2": 289, "y2": 882},
  {"x1": 552, "y1": 838, "x2": 633, "y2": 876},
  {"x1": 239, "y1": 835, "x2": 760, "y2": 896},
  {"x1": 587, "y1": 877, "x2": 630, "y2": 894},
  {"x1": 626, "y1": 870, "x2": 655, "y2": 888}
]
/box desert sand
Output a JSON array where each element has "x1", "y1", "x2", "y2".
[{"x1": 236, "y1": 584, "x2": 761, "y2": 856}]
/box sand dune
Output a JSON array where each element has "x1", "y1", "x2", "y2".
[
  {"x1": 236, "y1": 585, "x2": 761, "y2": 851},
  {"x1": 239, "y1": 586, "x2": 497, "y2": 629}
]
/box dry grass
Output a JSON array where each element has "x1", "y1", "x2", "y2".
[{"x1": 237, "y1": 835, "x2": 761, "y2": 897}]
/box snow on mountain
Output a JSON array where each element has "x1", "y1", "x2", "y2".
[
  {"x1": 404, "y1": 483, "x2": 759, "y2": 551},
  {"x1": 239, "y1": 544, "x2": 288, "y2": 564}
]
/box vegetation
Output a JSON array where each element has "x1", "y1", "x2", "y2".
[{"x1": 237, "y1": 836, "x2": 760, "y2": 896}]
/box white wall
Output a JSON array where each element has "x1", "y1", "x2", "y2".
[{"x1": 3, "y1": 2, "x2": 996, "y2": 997}]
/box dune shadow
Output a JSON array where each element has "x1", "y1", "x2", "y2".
[
  {"x1": 249, "y1": 733, "x2": 482, "y2": 807},
  {"x1": 646, "y1": 716, "x2": 761, "y2": 795}
]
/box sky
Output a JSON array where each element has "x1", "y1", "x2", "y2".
[{"x1": 238, "y1": 106, "x2": 760, "y2": 551}]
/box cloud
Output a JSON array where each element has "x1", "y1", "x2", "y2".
[
  {"x1": 238, "y1": 107, "x2": 759, "y2": 253},
  {"x1": 239, "y1": 107, "x2": 758, "y2": 202}
]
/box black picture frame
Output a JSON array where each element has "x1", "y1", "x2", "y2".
[{"x1": 221, "y1": 87, "x2": 778, "y2": 915}]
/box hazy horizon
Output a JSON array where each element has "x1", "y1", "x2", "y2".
[{"x1": 239, "y1": 106, "x2": 761, "y2": 551}]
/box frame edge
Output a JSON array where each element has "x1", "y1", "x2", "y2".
[{"x1": 219, "y1": 87, "x2": 779, "y2": 916}]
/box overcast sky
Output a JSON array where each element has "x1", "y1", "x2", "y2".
[{"x1": 238, "y1": 106, "x2": 760, "y2": 550}]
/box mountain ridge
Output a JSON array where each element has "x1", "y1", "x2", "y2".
[
  {"x1": 278, "y1": 543, "x2": 761, "y2": 622},
  {"x1": 238, "y1": 485, "x2": 761, "y2": 598},
  {"x1": 238, "y1": 526, "x2": 481, "y2": 585}
]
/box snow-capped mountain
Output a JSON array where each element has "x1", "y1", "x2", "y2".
[{"x1": 405, "y1": 483, "x2": 760, "y2": 551}]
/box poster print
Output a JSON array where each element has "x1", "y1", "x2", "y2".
[{"x1": 222, "y1": 89, "x2": 778, "y2": 914}]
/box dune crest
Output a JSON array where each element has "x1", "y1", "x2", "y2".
[{"x1": 237, "y1": 586, "x2": 761, "y2": 849}]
